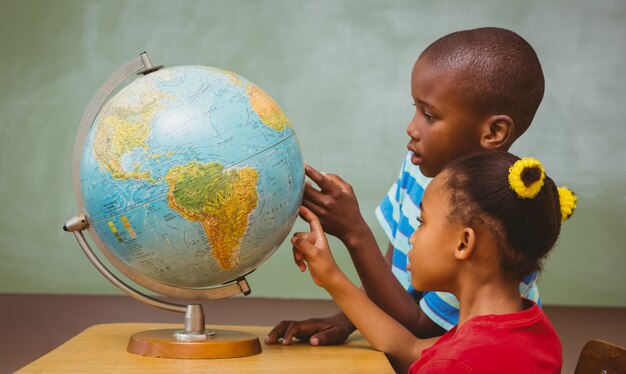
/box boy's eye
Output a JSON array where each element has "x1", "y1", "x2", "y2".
[
  {"x1": 413, "y1": 102, "x2": 435, "y2": 123},
  {"x1": 416, "y1": 216, "x2": 424, "y2": 225},
  {"x1": 422, "y1": 111, "x2": 435, "y2": 123}
]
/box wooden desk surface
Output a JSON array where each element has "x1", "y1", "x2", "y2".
[{"x1": 18, "y1": 323, "x2": 394, "y2": 373}]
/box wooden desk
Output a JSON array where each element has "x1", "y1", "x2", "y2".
[{"x1": 18, "y1": 323, "x2": 394, "y2": 373}]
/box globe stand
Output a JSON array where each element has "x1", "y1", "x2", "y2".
[
  {"x1": 127, "y1": 328, "x2": 262, "y2": 359},
  {"x1": 63, "y1": 53, "x2": 262, "y2": 359}
]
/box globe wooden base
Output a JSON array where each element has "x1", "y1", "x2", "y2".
[{"x1": 127, "y1": 328, "x2": 262, "y2": 359}]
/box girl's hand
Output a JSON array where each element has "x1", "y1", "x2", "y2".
[{"x1": 291, "y1": 206, "x2": 343, "y2": 289}]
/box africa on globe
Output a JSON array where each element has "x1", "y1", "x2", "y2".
[{"x1": 79, "y1": 65, "x2": 304, "y2": 289}]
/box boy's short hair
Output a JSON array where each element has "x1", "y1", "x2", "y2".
[{"x1": 420, "y1": 27, "x2": 544, "y2": 139}]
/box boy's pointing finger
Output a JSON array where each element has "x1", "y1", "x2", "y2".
[{"x1": 305, "y1": 164, "x2": 334, "y2": 192}]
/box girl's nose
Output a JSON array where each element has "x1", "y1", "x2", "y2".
[{"x1": 409, "y1": 231, "x2": 416, "y2": 245}]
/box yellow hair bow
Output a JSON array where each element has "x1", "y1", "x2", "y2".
[
  {"x1": 508, "y1": 157, "x2": 545, "y2": 199},
  {"x1": 557, "y1": 187, "x2": 577, "y2": 222}
]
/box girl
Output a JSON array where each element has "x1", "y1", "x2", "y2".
[{"x1": 291, "y1": 150, "x2": 577, "y2": 373}]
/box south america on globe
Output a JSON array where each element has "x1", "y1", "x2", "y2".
[{"x1": 80, "y1": 65, "x2": 304, "y2": 288}]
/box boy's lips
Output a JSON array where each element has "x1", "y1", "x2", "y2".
[
  {"x1": 410, "y1": 151, "x2": 423, "y2": 165},
  {"x1": 407, "y1": 145, "x2": 422, "y2": 165}
]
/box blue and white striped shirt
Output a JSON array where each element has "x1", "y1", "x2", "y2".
[{"x1": 375, "y1": 152, "x2": 541, "y2": 330}]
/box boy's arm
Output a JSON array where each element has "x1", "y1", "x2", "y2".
[
  {"x1": 304, "y1": 165, "x2": 444, "y2": 338},
  {"x1": 291, "y1": 207, "x2": 436, "y2": 372}
]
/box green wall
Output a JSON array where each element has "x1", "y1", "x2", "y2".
[{"x1": 1, "y1": 0, "x2": 624, "y2": 306}]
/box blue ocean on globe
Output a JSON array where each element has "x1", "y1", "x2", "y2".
[{"x1": 79, "y1": 65, "x2": 304, "y2": 288}]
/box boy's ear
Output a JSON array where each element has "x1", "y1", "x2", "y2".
[
  {"x1": 454, "y1": 228, "x2": 475, "y2": 261},
  {"x1": 480, "y1": 115, "x2": 514, "y2": 150}
]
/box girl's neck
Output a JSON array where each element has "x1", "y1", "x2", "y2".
[{"x1": 456, "y1": 277, "x2": 524, "y2": 327}]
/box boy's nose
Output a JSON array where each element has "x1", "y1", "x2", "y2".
[{"x1": 407, "y1": 119, "x2": 420, "y2": 140}]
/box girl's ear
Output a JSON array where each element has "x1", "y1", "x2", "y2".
[
  {"x1": 454, "y1": 228, "x2": 475, "y2": 261},
  {"x1": 480, "y1": 115, "x2": 514, "y2": 150}
]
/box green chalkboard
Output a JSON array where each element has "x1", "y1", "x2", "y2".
[{"x1": 1, "y1": 0, "x2": 624, "y2": 306}]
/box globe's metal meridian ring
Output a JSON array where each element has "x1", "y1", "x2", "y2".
[{"x1": 67, "y1": 52, "x2": 252, "y2": 302}]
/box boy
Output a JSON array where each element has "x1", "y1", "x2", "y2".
[{"x1": 266, "y1": 27, "x2": 545, "y2": 345}]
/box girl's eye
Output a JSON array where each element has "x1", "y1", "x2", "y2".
[{"x1": 416, "y1": 216, "x2": 424, "y2": 226}]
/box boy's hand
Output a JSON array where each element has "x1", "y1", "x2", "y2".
[
  {"x1": 302, "y1": 164, "x2": 368, "y2": 246},
  {"x1": 265, "y1": 315, "x2": 354, "y2": 346},
  {"x1": 291, "y1": 206, "x2": 342, "y2": 289}
]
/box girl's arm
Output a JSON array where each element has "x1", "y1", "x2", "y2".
[
  {"x1": 292, "y1": 206, "x2": 436, "y2": 372},
  {"x1": 301, "y1": 165, "x2": 443, "y2": 338},
  {"x1": 325, "y1": 270, "x2": 437, "y2": 372}
]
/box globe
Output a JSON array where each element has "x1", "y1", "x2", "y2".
[{"x1": 78, "y1": 64, "x2": 304, "y2": 289}]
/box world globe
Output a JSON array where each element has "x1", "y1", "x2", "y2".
[{"x1": 78, "y1": 64, "x2": 304, "y2": 290}]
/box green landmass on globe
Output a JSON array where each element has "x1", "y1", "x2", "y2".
[
  {"x1": 165, "y1": 161, "x2": 258, "y2": 270},
  {"x1": 93, "y1": 83, "x2": 171, "y2": 182}
]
